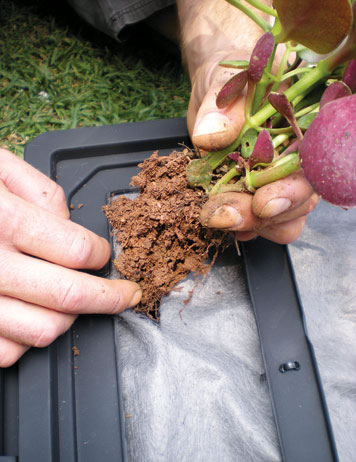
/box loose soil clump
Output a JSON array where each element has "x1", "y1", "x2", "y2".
[{"x1": 103, "y1": 149, "x2": 227, "y2": 319}]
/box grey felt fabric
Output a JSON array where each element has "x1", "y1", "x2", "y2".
[
  {"x1": 67, "y1": 0, "x2": 175, "y2": 40},
  {"x1": 114, "y1": 200, "x2": 356, "y2": 461}
]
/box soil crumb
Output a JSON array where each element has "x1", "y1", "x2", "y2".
[{"x1": 103, "y1": 150, "x2": 227, "y2": 320}]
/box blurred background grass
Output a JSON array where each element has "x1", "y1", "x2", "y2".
[{"x1": 0, "y1": 0, "x2": 190, "y2": 157}]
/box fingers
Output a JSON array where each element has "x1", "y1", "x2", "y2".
[
  {"x1": 0, "y1": 295, "x2": 76, "y2": 348},
  {"x1": 258, "y1": 216, "x2": 307, "y2": 245},
  {"x1": 0, "y1": 148, "x2": 69, "y2": 219},
  {"x1": 200, "y1": 177, "x2": 318, "y2": 244},
  {"x1": 0, "y1": 249, "x2": 142, "y2": 314},
  {"x1": 1, "y1": 187, "x2": 110, "y2": 270},
  {"x1": 188, "y1": 51, "x2": 251, "y2": 152},
  {"x1": 201, "y1": 192, "x2": 260, "y2": 231},
  {"x1": 0, "y1": 336, "x2": 29, "y2": 368},
  {"x1": 252, "y1": 171, "x2": 314, "y2": 219}
]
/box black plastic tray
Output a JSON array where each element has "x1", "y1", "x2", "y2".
[{"x1": 0, "y1": 118, "x2": 338, "y2": 461}]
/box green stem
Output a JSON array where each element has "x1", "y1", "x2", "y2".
[
  {"x1": 280, "y1": 67, "x2": 313, "y2": 82},
  {"x1": 272, "y1": 133, "x2": 290, "y2": 148},
  {"x1": 250, "y1": 60, "x2": 329, "y2": 128},
  {"x1": 209, "y1": 167, "x2": 240, "y2": 196},
  {"x1": 265, "y1": 126, "x2": 293, "y2": 135},
  {"x1": 204, "y1": 143, "x2": 240, "y2": 169},
  {"x1": 245, "y1": 81, "x2": 256, "y2": 119},
  {"x1": 242, "y1": 0, "x2": 277, "y2": 17},
  {"x1": 247, "y1": 153, "x2": 300, "y2": 188},
  {"x1": 252, "y1": 45, "x2": 277, "y2": 114},
  {"x1": 294, "y1": 102, "x2": 319, "y2": 118},
  {"x1": 204, "y1": 57, "x2": 330, "y2": 171},
  {"x1": 210, "y1": 182, "x2": 246, "y2": 196},
  {"x1": 225, "y1": 0, "x2": 271, "y2": 32},
  {"x1": 270, "y1": 43, "x2": 292, "y2": 93}
]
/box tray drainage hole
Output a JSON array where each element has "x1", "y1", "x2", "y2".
[{"x1": 279, "y1": 361, "x2": 301, "y2": 373}]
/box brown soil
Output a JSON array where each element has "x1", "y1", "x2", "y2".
[{"x1": 103, "y1": 149, "x2": 227, "y2": 319}]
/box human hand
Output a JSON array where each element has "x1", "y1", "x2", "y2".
[
  {"x1": 0, "y1": 149, "x2": 141, "y2": 367},
  {"x1": 187, "y1": 49, "x2": 318, "y2": 244}
]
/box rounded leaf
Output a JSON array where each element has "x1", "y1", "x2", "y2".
[
  {"x1": 273, "y1": 0, "x2": 352, "y2": 54},
  {"x1": 343, "y1": 60, "x2": 356, "y2": 93},
  {"x1": 268, "y1": 92, "x2": 303, "y2": 140},
  {"x1": 299, "y1": 95, "x2": 356, "y2": 207},
  {"x1": 186, "y1": 159, "x2": 212, "y2": 191},
  {"x1": 249, "y1": 130, "x2": 274, "y2": 168},
  {"x1": 216, "y1": 70, "x2": 248, "y2": 109},
  {"x1": 248, "y1": 32, "x2": 275, "y2": 83},
  {"x1": 241, "y1": 128, "x2": 258, "y2": 158},
  {"x1": 320, "y1": 81, "x2": 352, "y2": 109}
]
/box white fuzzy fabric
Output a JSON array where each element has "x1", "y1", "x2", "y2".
[{"x1": 114, "y1": 201, "x2": 356, "y2": 461}]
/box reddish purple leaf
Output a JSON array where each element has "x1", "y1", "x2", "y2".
[
  {"x1": 228, "y1": 152, "x2": 240, "y2": 162},
  {"x1": 343, "y1": 60, "x2": 356, "y2": 93},
  {"x1": 248, "y1": 130, "x2": 274, "y2": 168},
  {"x1": 283, "y1": 138, "x2": 300, "y2": 156},
  {"x1": 268, "y1": 92, "x2": 303, "y2": 141},
  {"x1": 300, "y1": 95, "x2": 356, "y2": 207},
  {"x1": 216, "y1": 70, "x2": 248, "y2": 109},
  {"x1": 320, "y1": 81, "x2": 352, "y2": 109},
  {"x1": 248, "y1": 32, "x2": 274, "y2": 83}
]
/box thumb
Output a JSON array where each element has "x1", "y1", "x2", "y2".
[{"x1": 188, "y1": 52, "x2": 250, "y2": 152}]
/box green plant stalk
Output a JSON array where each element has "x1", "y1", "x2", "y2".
[
  {"x1": 204, "y1": 147, "x2": 237, "y2": 170},
  {"x1": 272, "y1": 133, "x2": 290, "y2": 148},
  {"x1": 225, "y1": 0, "x2": 271, "y2": 32},
  {"x1": 242, "y1": 0, "x2": 277, "y2": 17},
  {"x1": 203, "y1": 50, "x2": 342, "y2": 172},
  {"x1": 252, "y1": 45, "x2": 277, "y2": 114},
  {"x1": 209, "y1": 167, "x2": 240, "y2": 196},
  {"x1": 280, "y1": 67, "x2": 313, "y2": 81},
  {"x1": 265, "y1": 126, "x2": 293, "y2": 135},
  {"x1": 270, "y1": 43, "x2": 292, "y2": 93},
  {"x1": 247, "y1": 153, "x2": 300, "y2": 188},
  {"x1": 294, "y1": 102, "x2": 319, "y2": 118},
  {"x1": 210, "y1": 180, "x2": 246, "y2": 196},
  {"x1": 250, "y1": 59, "x2": 331, "y2": 128}
]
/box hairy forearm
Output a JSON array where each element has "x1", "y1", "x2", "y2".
[{"x1": 177, "y1": 0, "x2": 271, "y2": 79}]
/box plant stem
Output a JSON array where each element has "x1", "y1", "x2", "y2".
[
  {"x1": 204, "y1": 145, "x2": 239, "y2": 169},
  {"x1": 209, "y1": 167, "x2": 240, "y2": 196},
  {"x1": 280, "y1": 67, "x2": 312, "y2": 82},
  {"x1": 265, "y1": 126, "x2": 293, "y2": 135},
  {"x1": 245, "y1": 81, "x2": 256, "y2": 119},
  {"x1": 270, "y1": 42, "x2": 292, "y2": 92},
  {"x1": 272, "y1": 133, "x2": 290, "y2": 148},
  {"x1": 294, "y1": 102, "x2": 319, "y2": 118},
  {"x1": 252, "y1": 45, "x2": 277, "y2": 114},
  {"x1": 247, "y1": 153, "x2": 300, "y2": 188},
  {"x1": 242, "y1": 0, "x2": 277, "y2": 17},
  {"x1": 225, "y1": 0, "x2": 271, "y2": 32},
  {"x1": 204, "y1": 58, "x2": 330, "y2": 170},
  {"x1": 250, "y1": 60, "x2": 329, "y2": 127}
]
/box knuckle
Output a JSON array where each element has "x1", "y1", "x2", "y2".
[
  {"x1": 67, "y1": 232, "x2": 94, "y2": 268},
  {"x1": 60, "y1": 281, "x2": 85, "y2": 312},
  {"x1": 32, "y1": 319, "x2": 61, "y2": 348},
  {"x1": 0, "y1": 193, "x2": 17, "y2": 238},
  {"x1": 45, "y1": 182, "x2": 68, "y2": 213}
]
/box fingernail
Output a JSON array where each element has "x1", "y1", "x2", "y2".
[
  {"x1": 259, "y1": 198, "x2": 291, "y2": 218},
  {"x1": 207, "y1": 205, "x2": 243, "y2": 229},
  {"x1": 129, "y1": 289, "x2": 142, "y2": 308},
  {"x1": 193, "y1": 112, "x2": 229, "y2": 137}
]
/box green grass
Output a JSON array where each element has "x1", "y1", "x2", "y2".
[{"x1": 0, "y1": 0, "x2": 190, "y2": 157}]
